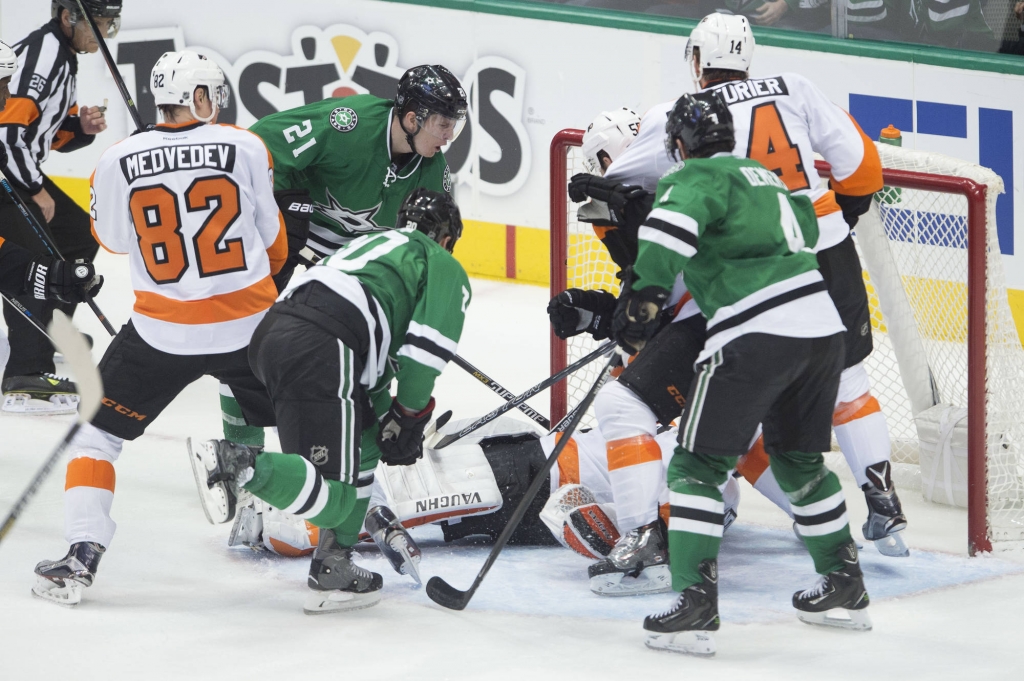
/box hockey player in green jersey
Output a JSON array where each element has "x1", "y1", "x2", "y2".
[
  {"x1": 250, "y1": 65, "x2": 467, "y2": 259},
  {"x1": 190, "y1": 188, "x2": 470, "y2": 614},
  {"x1": 614, "y1": 92, "x2": 870, "y2": 656}
]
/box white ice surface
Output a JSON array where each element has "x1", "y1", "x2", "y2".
[{"x1": 2, "y1": 251, "x2": 1024, "y2": 680}]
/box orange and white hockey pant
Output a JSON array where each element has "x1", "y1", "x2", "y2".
[
  {"x1": 593, "y1": 380, "x2": 665, "y2": 532},
  {"x1": 63, "y1": 422, "x2": 123, "y2": 548}
]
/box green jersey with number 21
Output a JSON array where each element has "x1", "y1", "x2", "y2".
[{"x1": 250, "y1": 94, "x2": 452, "y2": 255}]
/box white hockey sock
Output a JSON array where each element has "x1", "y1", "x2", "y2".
[{"x1": 64, "y1": 423, "x2": 124, "y2": 548}]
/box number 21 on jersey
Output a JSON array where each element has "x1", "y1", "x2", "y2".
[{"x1": 129, "y1": 175, "x2": 246, "y2": 284}]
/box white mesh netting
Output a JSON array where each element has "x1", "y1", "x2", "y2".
[{"x1": 553, "y1": 138, "x2": 1024, "y2": 547}]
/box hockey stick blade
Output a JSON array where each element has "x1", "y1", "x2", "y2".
[
  {"x1": 425, "y1": 576, "x2": 471, "y2": 611},
  {"x1": 0, "y1": 312, "x2": 103, "y2": 545}
]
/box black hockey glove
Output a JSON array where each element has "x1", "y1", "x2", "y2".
[
  {"x1": 25, "y1": 257, "x2": 104, "y2": 304},
  {"x1": 272, "y1": 188, "x2": 315, "y2": 292},
  {"x1": 612, "y1": 285, "x2": 669, "y2": 355},
  {"x1": 547, "y1": 288, "x2": 617, "y2": 340},
  {"x1": 833, "y1": 190, "x2": 874, "y2": 230},
  {"x1": 568, "y1": 173, "x2": 648, "y2": 212},
  {"x1": 378, "y1": 397, "x2": 435, "y2": 466}
]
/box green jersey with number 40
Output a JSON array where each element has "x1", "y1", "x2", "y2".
[
  {"x1": 250, "y1": 95, "x2": 451, "y2": 255},
  {"x1": 284, "y1": 228, "x2": 471, "y2": 411},
  {"x1": 633, "y1": 154, "x2": 844, "y2": 361}
]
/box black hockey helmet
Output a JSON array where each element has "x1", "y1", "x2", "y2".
[
  {"x1": 395, "y1": 65, "x2": 469, "y2": 149},
  {"x1": 52, "y1": 0, "x2": 122, "y2": 38},
  {"x1": 397, "y1": 188, "x2": 463, "y2": 253},
  {"x1": 664, "y1": 91, "x2": 735, "y2": 161}
]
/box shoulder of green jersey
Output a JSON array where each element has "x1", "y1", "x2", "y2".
[
  {"x1": 640, "y1": 207, "x2": 699, "y2": 258},
  {"x1": 329, "y1": 106, "x2": 359, "y2": 133}
]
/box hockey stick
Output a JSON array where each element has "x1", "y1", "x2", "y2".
[
  {"x1": 433, "y1": 339, "x2": 616, "y2": 450},
  {"x1": 0, "y1": 173, "x2": 117, "y2": 337},
  {"x1": 451, "y1": 354, "x2": 550, "y2": 429},
  {"x1": 74, "y1": 0, "x2": 145, "y2": 132},
  {"x1": 0, "y1": 311, "x2": 103, "y2": 545},
  {"x1": 426, "y1": 351, "x2": 618, "y2": 610},
  {"x1": 1, "y1": 292, "x2": 57, "y2": 344}
]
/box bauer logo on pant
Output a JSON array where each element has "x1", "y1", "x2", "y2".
[
  {"x1": 330, "y1": 107, "x2": 358, "y2": 132},
  {"x1": 309, "y1": 445, "x2": 329, "y2": 466}
]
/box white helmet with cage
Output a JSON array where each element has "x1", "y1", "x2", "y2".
[
  {"x1": 685, "y1": 13, "x2": 754, "y2": 85},
  {"x1": 0, "y1": 41, "x2": 17, "y2": 80},
  {"x1": 151, "y1": 50, "x2": 230, "y2": 123},
  {"x1": 580, "y1": 107, "x2": 641, "y2": 175}
]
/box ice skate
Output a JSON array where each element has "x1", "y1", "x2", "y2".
[
  {"x1": 644, "y1": 560, "x2": 719, "y2": 657},
  {"x1": 589, "y1": 520, "x2": 671, "y2": 596},
  {"x1": 862, "y1": 462, "x2": 909, "y2": 558},
  {"x1": 32, "y1": 542, "x2": 105, "y2": 608},
  {"x1": 2, "y1": 373, "x2": 80, "y2": 415},
  {"x1": 365, "y1": 505, "x2": 422, "y2": 585},
  {"x1": 227, "y1": 497, "x2": 264, "y2": 549},
  {"x1": 187, "y1": 438, "x2": 258, "y2": 524},
  {"x1": 793, "y1": 540, "x2": 872, "y2": 631},
  {"x1": 304, "y1": 529, "x2": 383, "y2": 614}
]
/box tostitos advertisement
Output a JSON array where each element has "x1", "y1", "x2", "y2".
[{"x1": 2, "y1": 0, "x2": 1024, "y2": 295}]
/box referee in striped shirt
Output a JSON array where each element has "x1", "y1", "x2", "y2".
[{"x1": 0, "y1": 1, "x2": 119, "y2": 408}]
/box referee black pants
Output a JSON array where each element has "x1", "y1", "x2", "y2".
[{"x1": 0, "y1": 176, "x2": 98, "y2": 380}]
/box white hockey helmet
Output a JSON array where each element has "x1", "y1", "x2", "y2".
[
  {"x1": 0, "y1": 41, "x2": 17, "y2": 80},
  {"x1": 151, "y1": 50, "x2": 230, "y2": 123},
  {"x1": 580, "y1": 107, "x2": 641, "y2": 175},
  {"x1": 685, "y1": 13, "x2": 754, "y2": 85}
]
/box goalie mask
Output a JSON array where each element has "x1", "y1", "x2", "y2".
[
  {"x1": 581, "y1": 107, "x2": 641, "y2": 176},
  {"x1": 396, "y1": 188, "x2": 464, "y2": 253},
  {"x1": 51, "y1": 0, "x2": 122, "y2": 39},
  {"x1": 0, "y1": 41, "x2": 16, "y2": 80},
  {"x1": 151, "y1": 50, "x2": 231, "y2": 124},
  {"x1": 665, "y1": 91, "x2": 735, "y2": 161},
  {"x1": 685, "y1": 13, "x2": 753, "y2": 86},
  {"x1": 395, "y1": 65, "x2": 469, "y2": 149}
]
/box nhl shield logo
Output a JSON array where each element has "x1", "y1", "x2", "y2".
[
  {"x1": 330, "y1": 107, "x2": 358, "y2": 133},
  {"x1": 443, "y1": 165, "x2": 452, "y2": 193},
  {"x1": 309, "y1": 445, "x2": 329, "y2": 466}
]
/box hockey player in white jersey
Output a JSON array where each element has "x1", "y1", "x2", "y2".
[
  {"x1": 565, "y1": 13, "x2": 908, "y2": 564},
  {"x1": 32, "y1": 51, "x2": 286, "y2": 607}
]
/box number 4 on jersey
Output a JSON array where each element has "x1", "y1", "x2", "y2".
[{"x1": 748, "y1": 103, "x2": 811, "y2": 192}]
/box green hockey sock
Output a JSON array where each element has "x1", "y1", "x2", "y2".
[
  {"x1": 770, "y1": 450, "x2": 852, "y2": 574},
  {"x1": 666, "y1": 447, "x2": 736, "y2": 591},
  {"x1": 221, "y1": 391, "x2": 264, "y2": 447},
  {"x1": 244, "y1": 451, "x2": 357, "y2": 530},
  {"x1": 330, "y1": 497, "x2": 371, "y2": 547}
]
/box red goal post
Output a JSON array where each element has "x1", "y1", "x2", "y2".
[{"x1": 549, "y1": 127, "x2": 999, "y2": 555}]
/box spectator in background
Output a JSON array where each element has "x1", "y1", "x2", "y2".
[
  {"x1": 844, "y1": 0, "x2": 916, "y2": 42},
  {"x1": 912, "y1": 0, "x2": 998, "y2": 50},
  {"x1": 999, "y1": 1, "x2": 1024, "y2": 54}
]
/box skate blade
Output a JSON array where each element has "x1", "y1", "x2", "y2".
[
  {"x1": 590, "y1": 564, "x2": 672, "y2": 597},
  {"x1": 31, "y1": 576, "x2": 83, "y2": 608},
  {"x1": 874, "y1": 531, "x2": 910, "y2": 558},
  {"x1": 797, "y1": 607, "x2": 872, "y2": 631},
  {"x1": 303, "y1": 588, "x2": 382, "y2": 614},
  {"x1": 186, "y1": 438, "x2": 232, "y2": 524},
  {"x1": 2, "y1": 393, "x2": 79, "y2": 416},
  {"x1": 388, "y1": 534, "x2": 422, "y2": 586},
  {"x1": 645, "y1": 630, "x2": 716, "y2": 657},
  {"x1": 227, "y1": 500, "x2": 263, "y2": 548}
]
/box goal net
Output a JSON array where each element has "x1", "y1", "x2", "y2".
[{"x1": 550, "y1": 128, "x2": 1024, "y2": 554}]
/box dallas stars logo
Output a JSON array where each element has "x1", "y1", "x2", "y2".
[{"x1": 314, "y1": 188, "x2": 382, "y2": 235}]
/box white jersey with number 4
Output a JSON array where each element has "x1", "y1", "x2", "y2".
[
  {"x1": 90, "y1": 121, "x2": 288, "y2": 355},
  {"x1": 606, "y1": 72, "x2": 882, "y2": 252}
]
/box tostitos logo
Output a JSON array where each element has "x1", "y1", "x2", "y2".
[{"x1": 330, "y1": 107, "x2": 358, "y2": 132}]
